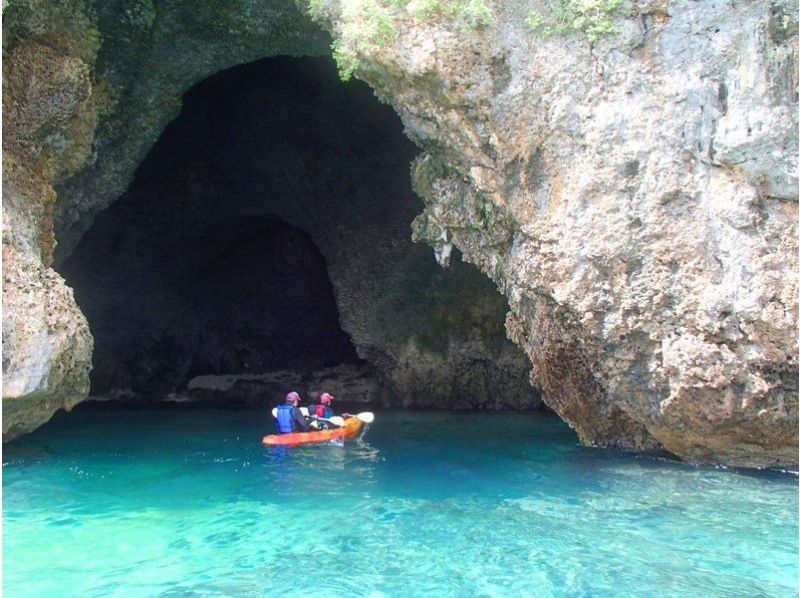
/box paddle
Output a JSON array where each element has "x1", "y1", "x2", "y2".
[
  {"x1": 329, "y1": 412, "x2": 375, "y2": 423},
  {"x1": 353, "y1": 412, "x2": 375, "y2": 424},
  {"x1": 270, "y1": 409, "x2": 374, "y2": 428},
  {"x1": 271, "y1": 407, "x2": 309, "y2": 418},
  {"x1": 316, "y1": 412, "x2": 375, "y2": 427},
  {"x1": 269, "y1": 410, "x2": 345, "y2": 427},
  {"x1": 317, "y1": 416, "x2": 346, "y2": 427}
]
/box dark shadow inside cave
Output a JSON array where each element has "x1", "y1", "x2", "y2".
[
  {"x1": 63, "y1": 213, "x2": 360, "y2": 395},
  {"x1": 60, "y1": 57, "x2": 393, "y2": 400},
  {"x1": 59, "y1": 56, "x2": 540, "y2": 410}
]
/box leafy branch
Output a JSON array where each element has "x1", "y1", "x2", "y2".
[
  {"x1": 527, "y1": 0, "x2": 623, "y2": 43},
  {"x1": 311, "y1": 0, "x2": 493, "y2": 81}
]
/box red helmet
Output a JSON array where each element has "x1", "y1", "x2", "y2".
[
  {"x1": 320, "y1": 393, "x2": 334, "y2": 405},
  {"x1": 286, "y1": 391, "x2": 301, "y2": 404}
]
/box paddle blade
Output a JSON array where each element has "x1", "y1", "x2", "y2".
[
  {"x1": 355, "y1": 412, "x2": 375, "y2": 424},
  {"x1": 271, "y1": 408, "x2": 278, "y2": 418},
  {"x1": 300, "y1": 407, "x2": 309, "y2": 417},
  {"x1": 328, "y1": 416, "x2": 345, "y2": 427}
]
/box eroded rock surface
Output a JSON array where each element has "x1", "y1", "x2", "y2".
[
  {"x1": 184, "y1": 364, "x2": 384, "y2": 407},
  {"x1": 2, "y1": 4, "x2": 97, "y2": 437},
  {"x1": 3, "y1": 0, "x2": 797, "y2": 466},
  {"x1": 317, "y1": 0, "x2": 798, "y2": 466},
  {"x1": 3, "y1": 0, "x2": 329, "y2": 438}
]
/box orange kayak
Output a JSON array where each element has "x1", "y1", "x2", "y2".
[{"x1": 262, "y1": 416, "x2": 364, "y2": 446}]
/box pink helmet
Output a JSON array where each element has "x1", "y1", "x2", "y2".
[
  {"x1": 320, "y1": 393, "x2": 334, "y2": 405},
  {"x1": 286, "y1": 391, "x2": 301, "y2": 404}
]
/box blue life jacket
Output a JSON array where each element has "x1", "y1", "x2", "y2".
[{"x1": 276, "y1": 404, "x2": 294, "y2": 433}]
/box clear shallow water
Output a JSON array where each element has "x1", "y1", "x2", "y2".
[{"x1": 3, "y1": 409, "x2": 797, "y2": 597}]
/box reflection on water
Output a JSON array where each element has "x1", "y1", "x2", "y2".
[{"x1": 3, "y1": 409, "x2": 798, "y2": 597}]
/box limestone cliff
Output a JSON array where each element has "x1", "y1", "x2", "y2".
[
  {"x1": 2, "y1": 0, "x2": 797, "y2": 467},
  {"x1": 316, "y1": 0, "x2": 798, "y2": 466},
  {"x1": 3, "y1": 2, "x2": 97, "y2": 437}
]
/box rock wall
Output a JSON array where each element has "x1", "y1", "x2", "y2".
[
  {"x1": 3, "y1": 1, "x2": 98, "y2": 438},
  {"x1": 3, "y1": 2, "x2": 537, "y2": 439},
  {"x1": 3, "y1": 0, "x2": 797, "y2": 466},
  {"x1": 316, "y1": 0, "x2": 798, "y2": 466},
  {"x1": 2, "y1": 0, "x2": 330, "y2": 437}
]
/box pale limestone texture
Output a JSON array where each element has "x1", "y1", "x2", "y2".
[
  {"x1": 2, "y1": 18, "x2": 96, "y2": 437},
  {"x1": 322, "y1": 0, "x2": 798, "y2": 466},
  {"x1": 2, "y1": 0, "x2": 797, "y2": 466},
  {"x1": 2, "y1": 248, "x2": 92, "y2": 438}
]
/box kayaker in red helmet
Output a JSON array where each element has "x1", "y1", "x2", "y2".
[
  {"x1": 275, "y1": 391, "x2": 310, "y2": 434},
  {"x1": 309, "y1": 392, "x2": 336, "y2": 429}
]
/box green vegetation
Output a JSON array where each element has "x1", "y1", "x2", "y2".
[
  {"x1": 400, "y1": 0, "x2": 492, "y2": 28},
  {"x1": 526, "y1": 0, "x2": 622, "y2": 43},
  {"x1": 328, "y1": 0, "x2": 395, "y2": 81},
  {"x1": 493, "y1": 255, "x2": 506, "y2": 282},
  {"x1": 311, "y1": 0, "x2": 492, "y2": 81},
  {"x1": 317, "y1": 0, "x2": 622, "y2": 82},
  {"x1": 321, "y1": 0, "x2": 621, "y2": 82}
]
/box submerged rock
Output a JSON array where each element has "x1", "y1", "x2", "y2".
[{"x1": 184, "y1": 364, "x2": 383, "y2": 407}]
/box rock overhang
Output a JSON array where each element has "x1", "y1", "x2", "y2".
[{"x1": 2, "y1": 0, "x2": 797, "y2": 467}]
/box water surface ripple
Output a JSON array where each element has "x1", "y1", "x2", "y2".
[{"x1": 3, "y1": 409, "x2": 797, "y2": 597}]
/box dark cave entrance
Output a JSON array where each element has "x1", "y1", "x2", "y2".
[
  {"x1": 59, "y1": 55, "x2": 539, "y2": 410},
  {"x1": 62, "y1": 213, "x2": 360, "y2": 396},
  {"x1": 59, "y1": 56, "x2": 403, "y2": 401}
]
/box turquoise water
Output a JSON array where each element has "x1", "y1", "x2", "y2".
[{"x1": 3, "y1": 409, "x2": 798, "y2": 597}]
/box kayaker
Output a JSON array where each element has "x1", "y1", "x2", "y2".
[
  {"x1": 309, "y1": 393, "x2": 335, "y2": 429},
  {"x1": 275, "y1": 391, "x2": 310, "y2": 434},
  {"x1": 313, "y1": 393, "x2": 335, "y2": 419}
]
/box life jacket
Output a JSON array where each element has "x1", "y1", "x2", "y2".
[
  {"x1": 276, "y1": 404, "x2": 294, "y2": 433},
  {"x1": 314, "y1": 404, "x2": 326, "y2": 418}
]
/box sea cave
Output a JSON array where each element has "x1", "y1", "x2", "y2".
[
  {"x1": 57, "y1": 56, "x2": 538, "y2": 411},
  {"x1": 2, "y1": 1, "x2": 797, "y2": 594}
]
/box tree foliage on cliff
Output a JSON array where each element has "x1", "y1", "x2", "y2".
[
  {"x1": 526, "y1": 0, "x2": 622, "y2": 42},
  {"x1": 327, "y1": 0, "x2": 395, "y2": 81},
  {"x1": 400, "y1": 0, "x2": 492, "y2": 28},
  {"x1": 309, "y1": 0, "x2": 492, "y2": 81}
]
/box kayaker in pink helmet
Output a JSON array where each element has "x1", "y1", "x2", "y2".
[{"x1": 308, "y1": 392, "x2": 336, "y2": 429}]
